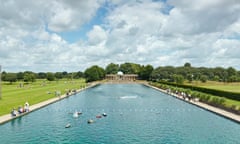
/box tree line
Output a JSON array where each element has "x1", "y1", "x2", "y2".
[
  {"x1": 84, "y1": 63, "x2": 154, "y2": 82},
  {"x1": 84, "y1": 62, "x2": 240, "y2": 83},
  {"x1": 1, "y1": 62, "x2": 240, "y2": 83},
  {"x1": 1, "y1": 71, "x2": 84, "y2": 83},
  {"x1": 151, "y1": 63, "x2": 240, "y2": 84}
]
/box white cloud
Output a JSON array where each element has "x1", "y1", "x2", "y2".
[
  {"x1": 47, "y1": 0, "x2": 102, "y2": 32},
  {"x1": 87, "y1": 25, "x2": 108, "y2": 45},
  {"x1": 165, "y1": 0, "x2": 240, "y2": 35},
  {"x1": 1, "y1": 0, "x2": 240, "y2": 72}
]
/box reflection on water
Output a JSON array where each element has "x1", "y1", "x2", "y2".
[
  {"x1": 11, "y1": 116, "x2": 22, "y2": 126},
  {"x1": 119, "y1": 95, "x2": 138, "y2": 99}
]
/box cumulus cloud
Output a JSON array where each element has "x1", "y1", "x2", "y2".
[
  {"x1": 0, "y1": 0, "x2": 240, "y2": 72},
  {"x1": 87, "y1": 25, "x2": 108, "y2": 45},
  {"x1": 165, "y1": 0, "x2": 240, "y2": 35},
  {"x1": 47, "y1": 0, "x2": 102, "y2": 32}
]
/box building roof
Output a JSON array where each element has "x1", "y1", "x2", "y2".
[{"x1": 117, "y1": 71, "x2": 124, "y2": 75}]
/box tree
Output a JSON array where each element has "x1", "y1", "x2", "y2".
[
  {"x1": 119, "y1": 62, "x2": 141, "y2": 74},
  {"x1": 105, "y1": 63, "x2": 119, "y2": 74},
  {"x1": 17, "y1": 72, "x2": 24, "y2": 80},
  {"x1": 23, "y1": 73, "x2": 36, "y2": 83},
  {"x1": 55, "y1": 72, "x2": 63, "y2": 79},
  {"x1": 186, "y1": 74, "x2": 194, "y2": 83},
  {"x1": 227, "y1": 67, "x2": 237, "y2": 82},
  {"x1": 138, "y1": 65, "x2": 154, "y2": 80},
  {"x1": 173, "y1": 74, "x2": 184, "y2": 84},
  {"x1": 213, "y1": 75, "x2": 220, "y2": 81},
  {"x1": 228, "y1": 75, "x2": 238, "y2": 82},
  {"x1": 184, "y1": 62, "x2": 191, "y2": 67},
  {"x1": 37, "y1": 72, "x2": 47, "y2": 79},
  {"x1": 84, "y1": 65, "x2": 105, "y2": 82},
  {"x1": 62, "y1": 71, "x2": 68, "y2": 78},
  {"x1": 1, "y1": 71, "x2": 7, "y2": 81},
  {"x1": 227, "y1": 67, "x2": 237, "y2": 77},
  {"x1": 46, "y1": 72, "x2": 55, "y2": 81},
  {"x1": 200, "y1": 75, "x2": 208, "y2": 83},
  {"x1": 4, "y1": 73, "x2": 17, "y2": 83},
  {"x1": 213, "y1": 67, "x2": 226, "y2": 82},
  {"x1": 74, "y1": 71, "x2": 84, "y2": 79},
  {"x1": 150, "y1": 66, "x2": 175, "y2": 81}
]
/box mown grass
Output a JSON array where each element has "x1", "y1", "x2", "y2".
[
  {"x1": 185, "y1": 81, "x2": 240, "y2": 93},
  {"x1": 0, "y1": 79, "x2": 86, "y2": 116}
]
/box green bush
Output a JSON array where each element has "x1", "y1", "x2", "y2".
[
  {"x1": 209, "y1": 97, "x2": 225, "y2": 106},
  {"x1": 231, "y1": 105, "x2": 238, "y2": 110}
]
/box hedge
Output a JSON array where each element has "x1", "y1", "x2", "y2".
[
  {"x1": 150, "y1": 82, "x2": 240, "y2": 114},
  {"x1": 158, "y1": 81, "x2": 240, "y2": 101}
]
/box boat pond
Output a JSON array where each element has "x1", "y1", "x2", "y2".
[{"x1": 0, "y1": 84, "x2": 239, "y2": 144}]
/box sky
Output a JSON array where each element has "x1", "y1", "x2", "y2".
[{"x1": 1, "y1": 0, "x2": 240, "y2": 72}]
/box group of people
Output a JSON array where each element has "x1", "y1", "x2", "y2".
[
  {"x1": 166, "y1": 89, "x2": 193, "y2": 101},
  {"x1": 11, "y1": 102, "x2": 30, "y2": 117}
]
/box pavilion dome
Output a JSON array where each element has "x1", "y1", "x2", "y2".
[{"x1": 117, "y1": 71, "x2": 124, "y2": 75}]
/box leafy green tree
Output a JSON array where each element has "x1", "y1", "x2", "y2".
[
  {"x1": 105, "y1": 63, "x2": 119, "y2": 74},
  {"x1": 23, "y1": 73, "x2": 36, "y2": 83},
  {"x1": 227, "y1": 67, "x2": 237, "y2": 82},
  {"x1": 200, "y1": 75, "x2": 208, "y2": 83},
  {"x1": 184, "y1": 62, "x2": 191, "y2": 67},
  {"x1": 66, "y1": 72, "x2": 74, "y2": 80},
  {"x1": 228, "y1": 75, "x2": 238, "y2": 82},
  {"x1": 37, "y1": 72, "x2": 47, "y2": 79},
  {"x1": 74, "y1": 71, "x2": 84, "y2": 79},
  {"x1": 17, "y1": 72, "x2": 24, "y2": 80},
  {"x1": 46, "y1": 72, "x2": 55, "y2": 81},
  {"x1": 186, "y1": 74, "x2": 194, "y2": 83},
  {"x1": 4, "y1": 73, "x2": 17, "y2": 83},
  {"x1": 212, "y1": 67, "x2": 227, "y2": 82},
  {"x1": 176, "y1": 66, "x2": 191, "y2": 79},
  {"x1": 150, "y1": 66, "x2": 171, "y2": 81},
  {"x1": 1, "y1": 71, "x2": 7, "y2": 81},
  {"x1": 131, "y1": 63, "x2": 141, "y2": 74},
  {"x1": 62, "y1": 71, "x2": 68, "y2": 78},
  {"x1": 84, "y1": 65, "x2": 105, "y2": 82},
  {"x1": 222, "y1": 71, "x2": 228, "y2": 82},
  {"x1": 173, "y1": 74, "x2": 184, "y2": 84},
  {"x1": 119, "y1": 62, "x2": 141, "y2": 74},
  {"x1": 138, "y1": 65, "x2": 154, "y2": 80},
  {"x1": 119, "y1": 63, "x2": 134, "y2": 74},
  {"x1": 227, "y1": 67, "x2": 237, "y2": 77},
  {"x1": 213, "y1": 75, "x2": 220, "y2": 81},
  {"x1": 55, "y1": 72, "x2": 63, "y2": 79}
]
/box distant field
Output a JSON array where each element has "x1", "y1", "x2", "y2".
[
  {"x1": 0, "y1": 79, "x2": 86, "y2": 116},
  {"x1": 185, "y1": 81, "x2": 240, "y2": 93}
]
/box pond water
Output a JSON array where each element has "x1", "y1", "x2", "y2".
[{"x1": 0, "y1": 84, "x2": 239, "y2": 144}]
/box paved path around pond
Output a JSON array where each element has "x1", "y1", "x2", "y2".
[
  {"x1": 0, "y1": 83, "x2": 99, "y2": 125},
  {"x1": 146, "y1": 84, "x2": 240, "y2": 124}
]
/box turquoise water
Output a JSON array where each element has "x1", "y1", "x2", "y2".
[{"x1": 0, "y1": 84, "x2": 239, "y2": 144}]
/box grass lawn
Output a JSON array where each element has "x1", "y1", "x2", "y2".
[
  {"x1": 0, "y1": 79, "x2": 86, "y2": 116},
  {"x1": 184, "y1": 81, "x2": 240, "y2": 109},
  {"x1": 185, "y1": 81, "x2": 240, "y2": 93}
]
